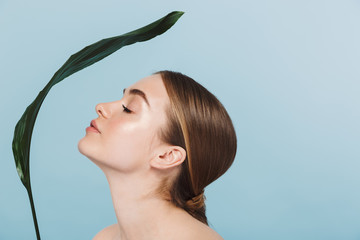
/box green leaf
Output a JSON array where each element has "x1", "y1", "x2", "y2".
[
  {"x1": 12, "y1": 10, "x2": 184, "y2": 188},
  {"x1": 11, "y1": 11, "x2": 184, "y2": 239}
]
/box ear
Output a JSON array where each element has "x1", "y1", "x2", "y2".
[{"x1": 150, "y1": 146, "x2": 186, "y2": 170}]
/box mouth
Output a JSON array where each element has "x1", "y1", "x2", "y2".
[{"x1": 89, "y1": 120, "x2": 101, "y2": 133}]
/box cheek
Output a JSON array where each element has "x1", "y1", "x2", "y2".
[{"x1": 101, "y1": 118, "x2": 156, "y2": 172}]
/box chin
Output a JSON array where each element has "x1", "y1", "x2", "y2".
[
  {"x1": 78, "y1": 137, "x2": 97, "y2": 159},
  {"x1": 78, "y1": 137, "x2": 107, "y2": 168},
  {"x1": 77, "y1": 137, "x2": 86, "y2": 155}
]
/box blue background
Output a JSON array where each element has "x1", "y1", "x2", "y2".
[{"x1": 1, "y1": 0, "x2": 360, "y2": 239}]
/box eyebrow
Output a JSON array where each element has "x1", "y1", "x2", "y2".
[{"x1": 123, "y1": 88, "x2": 150, "y2": 107}]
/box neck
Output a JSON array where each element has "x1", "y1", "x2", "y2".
[{"x1": 103, "y1": 168, "x2": 184, "y2": 240}]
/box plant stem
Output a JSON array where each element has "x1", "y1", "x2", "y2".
[{"x1": 27, "y1": 185, "x2": 41, "y2": 240}]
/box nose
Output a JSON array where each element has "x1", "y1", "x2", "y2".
[{"x1": 95, "y1": 103, "x2": 110, "y2": 118}]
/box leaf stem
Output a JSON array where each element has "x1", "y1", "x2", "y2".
[{"x1": 27, "y1": 185, "x2": 41, "y2": 240}]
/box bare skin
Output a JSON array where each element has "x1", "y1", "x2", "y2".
[{"x1": 78, "y1": 74, "x2": 223, "y2": 240}]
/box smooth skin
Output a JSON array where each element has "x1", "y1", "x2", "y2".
[{"x1": 78, "y1": 74, "x2": 223, "y2": 240}]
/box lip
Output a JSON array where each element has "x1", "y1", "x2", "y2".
[{"x1": 88, "y1": 119, "x2": 101, "y2": 133}]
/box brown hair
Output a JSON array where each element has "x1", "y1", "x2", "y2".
[{"x1": 155, "y1": 70, "x2": 237, "y2": 225}]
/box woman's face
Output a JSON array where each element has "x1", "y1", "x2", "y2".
[{"x1": 78, "y1": 74, "x2": 170, "y2": 173}]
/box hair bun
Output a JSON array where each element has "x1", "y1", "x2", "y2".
[{"x1": 185, "y1": 190, "x2": 205, "y2": 211}]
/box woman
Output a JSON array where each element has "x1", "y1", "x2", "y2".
[{"x1": 78, "y1": 70, "x2": 237, "y2": 240}]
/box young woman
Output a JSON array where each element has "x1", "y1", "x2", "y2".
[{"x1": 78, "y1": 70, "x2": 237, "y2": 240}]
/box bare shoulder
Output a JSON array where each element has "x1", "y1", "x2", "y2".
[
  {"x1": 204, "y1": 227, "x2": 224, "y2": 240},
  {"x1": 193, "y1": 222, "x2": 224, "y2": 240},
  {"x1": 178, "y1": 216, "x2": 224, "y2": 240},
  {"x1": 92, "y1": 224, "x2": 119, "y2": 240}
]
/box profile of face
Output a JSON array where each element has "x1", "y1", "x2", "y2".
[
  {"x1": 78, "y1": 70, "x2": 236, "y2": 228},
  {"x1": 78, "y1": 74, "x2": 172, "y2": 175}
]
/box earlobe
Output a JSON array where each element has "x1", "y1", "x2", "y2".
[{"x1": 151, "y1": 146, "x2": 186, "y2": 170}]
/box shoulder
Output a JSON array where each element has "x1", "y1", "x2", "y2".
[
  {"x1": 192, "y1": 222, "x2": 224, "y2": 240},
  {"x1": 176, "y1": 215, "x2": 223, "y2": 240},
  {"x1": 92, "y1": 224, "x2": 119, "y2": 240}
]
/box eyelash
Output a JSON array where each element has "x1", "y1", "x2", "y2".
[{"x1": 122, "y1": 104, "x2": 132, "y2": 113}]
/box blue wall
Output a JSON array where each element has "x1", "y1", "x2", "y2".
[{"x1": 1, "y1": 0, "x2": 359, "y2": 239}]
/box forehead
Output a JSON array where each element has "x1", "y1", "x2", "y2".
[{"x1": 128, "y1": 74, "x2": 169, "y2": 108}]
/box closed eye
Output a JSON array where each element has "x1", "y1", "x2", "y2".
[{"x1": 122, "y1": 104, "x2": 132, "y2": 113}]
